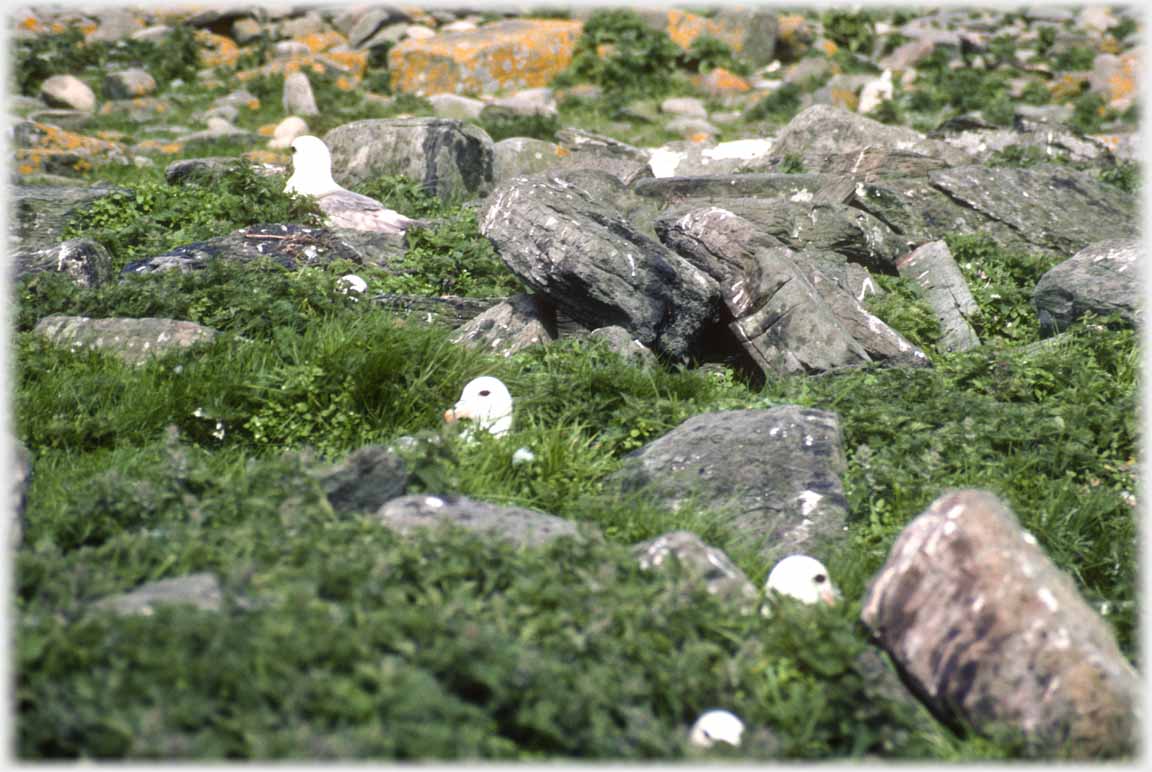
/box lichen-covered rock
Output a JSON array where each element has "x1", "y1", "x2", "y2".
[
  {"x1": 13, "y1": 120, "x2": 129, "y2": 176},
  {"x1": 14, "y1": 238, "x2": 114, "y2": 289},
  {"x1": 480, "y1": 170, "x2": 721, "y2": 361},
  {"x1": 610, "y1": 407, "x2": 849, "y2": 563},
  {"x1": 492, "y1": 136, "x2": 571, "y2": 183},
  {"x1": 33, "y1": 315, "x2": 219, "y2": 365},
  {"x1": 388, "y1": 19, "x2": 583, "y2": 96},
  {"x1": 1032, "y1": 238, "x2": 1142, "y2": 334},
  {"x1": 586, "y1": 325, "x2": 658, "y2": 367},
  {"x1": 633, "y1": 530, "x2": 759, "y2": 610},
  {"x1": 374, "y1": 494, "x2": 598, "y2": 548},
  {"x1": 91, "y1": 573, "x2": 224, "y2": 616},
  {"x1": 103, "y1": 68, "x2": 157, "y2": 100},
  {"x1": 11, "y1": 184, "x2": 128, "y2": 252},
  {"x1": 323, "y1": 118, "x2": 494, "y2": 201},
  {"x1": 665, "y1": 8, "x2": 777, "y2": 66},
  {"x1": 554, "y1": 128, "x2": 653, "y2": 185},
  {"x1": 1089, "y1": 50, "x2": 1139, "y2": 110},
  {"x1": 450, "y1": 294, "x2": 555, "y2": 357},
  {"x1": 862, "y1": 489, "x2": 1139, "y2": 758}
]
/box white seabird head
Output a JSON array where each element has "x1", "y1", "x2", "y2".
[
  {"x1": 689, "y1": 709, "x2": 745, "y2": 748},
  {"x1": 443, "y1": 376, "x2": 513, "y2": 438},
  {"x1": 285, "y1": 135, "x2": 341, "y2": 197},
  {"x1": 765, "y1": 554, "x2": 840, "y2": 607}
]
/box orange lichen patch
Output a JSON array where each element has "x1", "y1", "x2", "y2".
[
  {"x1": 310, "y1": 62, "x2": 325, "y2": 74},
  {"x1": 294, "y1": 30, "x2": 347, "y2": 53},
  {"x1": 777, "y1": 14, "x2": 813, "y2": 46},
  {"x1": 50, "y1": 21, "x2": 65, "y2": 33},
  {"x1": 81, "y1": 22, "x2": 98, "y2": 36},
  {"x1": 821, "y1": 39, "x2": 840, "y2": 57},
  {"x1": 326, "y1": 49, "x2": 367, "y2": 78},
  {"x1": 242, "y1": 149, "x2": 283, "y2": 165},
  {"x1": 99, "y1": 97, "x2": 170, "y2": 116},
  {"x1": 18, "y1": 162, "x2": 37, "y2": 175},
  {"x1": 20, "y1": 16, "x2": 41, "y2": 31},
  {"x1": 401, "y1": 6, "x2": 435, "y2": 26},
  {"x1": 666, "y1": 9, "x2": 747, "y2": 52},
  {"x1": 1105, "y1": 53, "x2": 1137, "y2": 105},
  {"x1": 197, "y1": 30, "x2": 240, "y2": 68},
  {"x1": 554, "y1": 146, "x2": 570, "y2": 157},
  {"x1": 689, "y1": 132, "x2": 712, "y2": 143},
  {"x1": 95, "y1": 130, "x2": 128, "y2": 141},
  {"x1": 22, "y1": 122, "x2": 122, "y2": 154},
  {"x1": 829, "y1": 88, "x2": 858, "y2": 111},
  {"x1": 694, "y1": 67, "x2": 752, "y2": 96},
  {"x1": 596, "y1": 43, "x2": 616, "y2": 59},
  {"x1": 1051, "y1": 72, "x2": 1089, "y2": 101},
  {"x1": 389, "y1": 19, "x2": 583, "y2": 96},
  {"x1": 1091, "y1": 134, "x2": 1121, "y2": 151},
  {"x1": 335, "y1": 75, "x2": 355, "y2": 91},
  {"x1": 247, "y1": 98, "x2": 261, "y2": 110},
  {"x1": 257, "y1": 123, "x2": 278, "y2": 137},
  {"x1": 135, "y1": 139, "x2": 184, "y2": 154}
]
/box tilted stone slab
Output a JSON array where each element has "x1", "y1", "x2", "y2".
[
  {"x1": 861, "y1": 489, "x2": 1139, "y2": 758},
  {"x1": 450, "y1": 293, "x2": 556, "y2": 357},
  {"x1": 492, "y1": 137, "x2": 571, "y2": 184},
  {"x1": 12, "y1": 184, "x2": 128, "y2": 252},
  {"x1": 610, "y1": 407, "x2": 849, "y2": 564},
  {"x1": 34, "y1": 315, "x2": 218, "y2": 365},
  {"x1": 91, "y1": 573, "x2": 224, "y2": 616},
  {"x1": 388, "y1": 19, "x2": 583, "y2": 96},
  {"x1": 374, "y1": 494, "x2": 597, "y2": 548},
  {"x1": 928, "y1": 164, "x2": 1137, "y2": 256},
  {"x1": 633, "y1": 530, "x2": 759, "y2": 610},
  {"x1": 896, "y1": 240, "x2": 981, "y2": 352},
  {"x1": 122, "y1": 223, "x2": 406, "y2": 275},
  {"x1": 1032, "y1": 237, "x2": 1142, "y2": 334},
  {"x1": 480, "y1": 171, "x2": 721, "y2": 361},
  {"x1": 633, "y1": 173, "x2": 834, "y2": 206},
  {"x1": 554, "y1": 128, "x2": 653, "y2": 186},
  {"x1": 324, "y1": 118, "x2": 494, "y2": 201}
]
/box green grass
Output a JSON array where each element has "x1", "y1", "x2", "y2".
[{"x1": 12, "y1": 8, "x2": 1141, "y2": 762}]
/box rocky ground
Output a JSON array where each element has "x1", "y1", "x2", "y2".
[{"x1": 9, "y1": 4, "x2": 1143, "y2": 762}]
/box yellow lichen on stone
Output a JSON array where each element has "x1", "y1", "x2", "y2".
[
  {"x1": 694, "y1": 66, "x2": 751, "y2": 96},
  {"x1": 665, "y1": 10, "x2": 747, "y2": 52},
  {"x1": 555, "y1": 146, "x2": 570, "y2": 157},
  {"x1": 197, "y1": 31, "x2": 240, "y2": 68},
  {"x1": 243, "y1": 149, "x2": 283, "y2": 165},
  {"x1": 335, "y1": 75, "x2": 355, "y2": 91},
  {"x1": 257, "y1": 124, "x2": 277, "y2": 137},
  {"x1": 18, "y1": 162, "x2": 36, "y2": 175},
  {"x1": 247, "y1": 98, "x2": 261, "y2": 110},
  {"x1": 689, "y1": 132, "x2": 712, "y2": 143},
  {"x1": 295, "y1": 30, "x2": 347, "y2": 53},
  {"x1": 1050, "y1": 72, "x2": 1089, "y2": 101},
  {"x1": 1106, "y1": 53, "x2": 1137, "y2": 105},
  {"x1": 821, "y1": 39, "x2": 840, "y2": 56},
  {"x1": 388, "y1": 19, "x2": 583, "y2": 96},
  {"x1": 829, "y1": 87, "x2": 858, "y2": 111},
  {"x1": 326, "y1": 49, "x2": 368, "y2": 78},
  {"x1": 21, "y1": 16, "x2": 41, "y2": 31}
]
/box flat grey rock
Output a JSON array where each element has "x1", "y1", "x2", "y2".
[
  {"x1": 91, "y1": 573, "x2": 224, "y2": 616},
  {"x1": 374, "y1": 494, "x2": 597, "y2": 548}
]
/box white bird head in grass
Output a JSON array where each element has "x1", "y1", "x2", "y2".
[
  {"x1": 764, "y1": 554, "x2": 841, "y2": 607},
  {"x1": 285, "y1": 135, "x2": 341, "y2": 197},
  {"x1": 689, "y1": 709, "x2": 745, "y2": 748},
  {"x1": 443, "y1": 376, "x2": 514, "y2": 438}
]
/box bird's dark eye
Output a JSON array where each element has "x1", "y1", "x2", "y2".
[
  {"x1": 479, "y1": 390, "x2": 491, "y2": 397},
  {"x1": 814, "y1": 574, "x2": 827, "y2": 583}
]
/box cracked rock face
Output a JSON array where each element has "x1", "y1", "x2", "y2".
[
  {"x1": 610, "y1": 407, "x2": 849, "y2": 563},
  {"x1": 861, "y1": 489, "x2": 1139, "y2": 759}
]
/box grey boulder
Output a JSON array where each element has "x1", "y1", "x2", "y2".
[
  {"x1": 33, "y1": 315, "x2": 219, "y2": 365},
  {"x1": 1032, "y1": 238, "x2": 1141, "y2": 334},
  {"x1": 14, "y1": 238, "x2": 114, "y2": 289},
  {"x1": 91, "y1": 573, "x2": 224, "y2": 616},
  {"x1": 862, "y1": 489, "x2": 1139, "y2": 758},
  {"x1": 312, "y1": 445, "x2": 409, "y2": 516},
  {"x1": 450, "y1": 293, "x2": 556, "y2": 357},
  {"x1": 610, "y1": 407, "x2": 849, "y2": 564},
  {"x1": 633, "y1": 530, "x2": 759, "y2": 610},
  {"x1": 373, "y1": 494, "x2": 597, "y2": 548}
]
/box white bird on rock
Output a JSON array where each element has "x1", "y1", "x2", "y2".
[
  {"x1": 285, "y1": 135, "x2": 430, "y2": 234},
  {"x1": 764, "y1": 554, "x2": 841, "y2": 607},
  {"x1": 443, "y1": 376, "x2": 514, "y2": 439},
  {"x1": 689, "y1": 709, "x2": 745, "y2": 748}
]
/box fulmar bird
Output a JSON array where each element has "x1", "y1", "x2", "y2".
[
  {"x1": 764, "y1": 554, "x2": 841, "y2": 607},
  {"x1": 285, "y1": 135, "x2": 429, "y2": 234},
  {"x1": 443, "y1": 376, "x2": 514, "y2": 439}
]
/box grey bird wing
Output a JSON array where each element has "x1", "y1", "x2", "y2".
[{"x1": 317, "y1": 189, "x2": 426, "y2": 234}]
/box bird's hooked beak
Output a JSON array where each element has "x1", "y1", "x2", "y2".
[
  {"x1": 443, "y1": 403, "x2": 471, "y2": 424},
  {"x1": 820, "y1": 585, "x2": 841, "y2": 606}
]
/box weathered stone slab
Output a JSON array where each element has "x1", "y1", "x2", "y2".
[
  {"x1": 374, "y1": 494, "x2": 597, "y2": 548},
  {"x1": 12, "y1": 184, "x2": 128, "y2": 252},
  {"x1": 896, "y1": 240, "x2": 981, "y2": 352},
  {"x1": 554, "y1": 128, "x2": 652, "y2": 185},
  {"x1": 388, "y1": 19, "x2": 583, "y2": 96},
  {"x1": 91, "y1": 573, "x2": 224, "y2": 616},
  {"x1": 862, "y1": 489, "x2": 1139, "y2": 758},
  {"x1": 633, "y1": 173, "x2": 833, "y2": 205},
  {"x1": 450, "y1": 293, "x2": 556, "y2": 357},
  {"x1": 610, "y1": 407, "x2": 849, "y2": 564},
  {"x1": 311, "y1": 445, "x2": 409, "y2": 516},
  {"x1": 480, "y1": 171, "x2": 721, "y2": 361},
  {"x1": 324, "y1": 118, "x2": 494, "y2": 201},
  {"x1": 1032, "y1": 238, "x2": 1141, "y2": 334},
  {"x1": 586, "y1": 325, "x2": 658, "y2": 367},
  {"x1": 122, "y1": 223, "x2": 406, "y2": 275},
  {"x1": 33, "y1": 315, "x2": 219, "y2": 365},
  {"x1": 492, "y1": 137, "x2": 571, "y2": 184},
  {"x1": 633, "y1": 530, "x2": 759, "y2": 610},
  {"x1": 13, "y1": 238, "x2": 114, "y2": 289}
]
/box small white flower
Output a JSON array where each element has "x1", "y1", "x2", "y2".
[
  {"x1": 512, "y1": 447, "x2": 536, "y2": 465},
  {"x1": 212, "y1": 421, "x2": 226, "y2": 440},
  {"x1": 192, "y1": 407, "x2": 206, "y2": 418}
]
